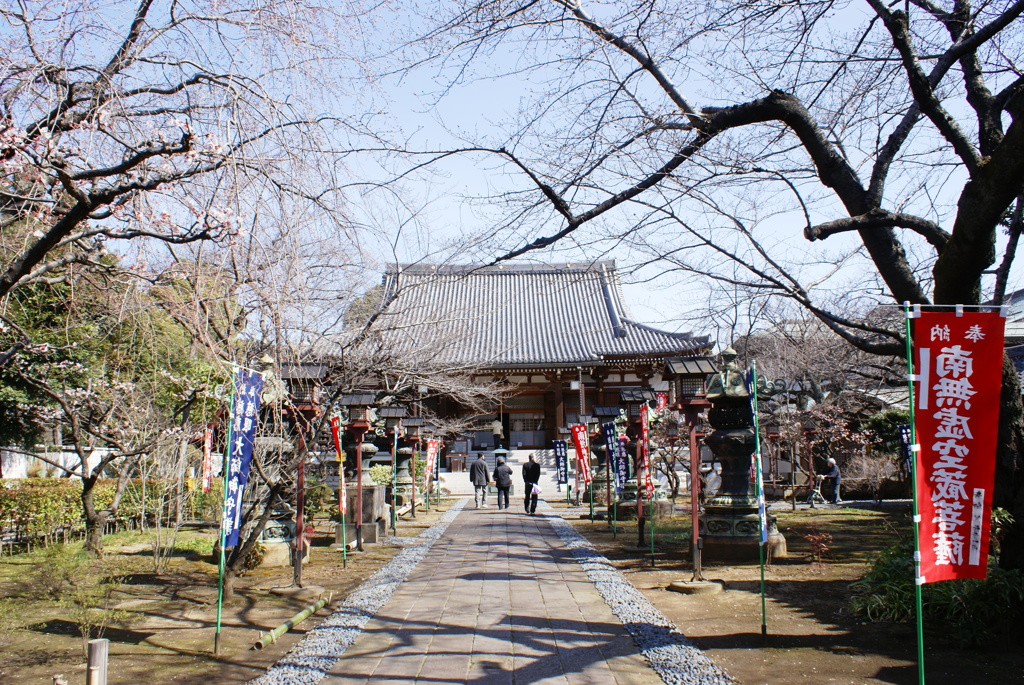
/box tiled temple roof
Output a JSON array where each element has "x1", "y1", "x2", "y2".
[{"x1": 376, "y1": 261, "x2": 709, "y2": 369}]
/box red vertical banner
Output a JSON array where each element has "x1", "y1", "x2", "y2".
[
  {"x1": 656, "y1": 392, "x2": 667, "y2": 413},
  {"x1": 424, "y1": 439, "x2": 440, "y2": 492},
  {"x1": 201, "y1": 425, "x2": 214, "y2": 493},
  {"x1": 330, "y1": 417, "x2": 347, "y2": 512},
  {"x1": 641, "y1": 405, "x2": 653, "y2": 498},
  {"x1": 571, "y1": 424, "x2": 592, "y2": 484},
  {"x1": 913, "y1": 310, "x2": 1005, "y2": 582}
]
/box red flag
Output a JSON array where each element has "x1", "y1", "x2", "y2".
[
  {"x1": 641, "y1": 405, "x2": 653, "y2": 498},
  {"x1": 330, "y1": 417, "x2": 347, "y2": 512},
  {"x1": 424, "y1": 439, "x2": 440, "y2": 492},
  {"x1": 913, "y1": 310, "x2": 1004, "y2": 582},
  {"x1": 201, "y1": 425, "x2": 214, "y2": 493},
  {"x1": 571, "y1": 424, "x2": 592, "y2": 484},
  {"x1": 656, "y1": 392, "x2": 668, "y2": 412}
]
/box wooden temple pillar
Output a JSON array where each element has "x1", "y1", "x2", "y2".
[{"x1": 545, "y1": 371, "x2": 565, "y2": 446}]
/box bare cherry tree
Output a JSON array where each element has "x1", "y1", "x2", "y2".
[
  {"x1": 1, "y1": 273, "x2": 217, "y2": 556},
  {"x1": 388, "y1": 0, "x2": 1024, "y2": 568},
  {"x1": 0, "y1": 0, "x2": 371, "y2": 308}
]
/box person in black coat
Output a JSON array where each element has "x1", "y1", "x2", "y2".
[
  {"x1": 470, "y1": 454, "x2": 490, "y2": 508},
  {"x1": 493, "y1": 457, "x2": 513, "y2": 509},
  {"x1": 522, "y1": 453, "x2": 541, "y2": 515}
]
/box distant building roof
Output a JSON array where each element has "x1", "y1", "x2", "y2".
[
  {"x1": 376, "y1": 261, "x2": 709, "y2": 369},
  {"x1": 279, "y1": 363, "x2": 329, "y2": 380}
]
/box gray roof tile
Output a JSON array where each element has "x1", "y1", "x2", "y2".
[{"x1": 379, "y1": 261, "x2": 708, "y2": 368}]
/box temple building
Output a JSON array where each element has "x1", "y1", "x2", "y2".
[{"x1": 377, "y1": 261, "x2": 712, "y2": 450}]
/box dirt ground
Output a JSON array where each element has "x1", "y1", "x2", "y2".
[
  {"x1": 556, "y1": 500, "x2": 1024, "y2": 685},
  {"x1": 0, "y1": 503, "x2": 453, "y2": 684},
  {"x1": 2, "y1": 499, "x2": 1022, "y2": 684}
]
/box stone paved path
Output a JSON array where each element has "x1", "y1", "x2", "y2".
[{"x1": 321, "y1": 505, "x2": 664, "y2": 685}]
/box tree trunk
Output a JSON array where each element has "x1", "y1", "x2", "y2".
[
  {"x1": 81, "y1": 477, "x2": 107, "y2": 557},
  {"x1": 995, "y1": 355, "x2": 1024, "y2": 570},
  {"x1": 222, "y1": 567, "x2": 237, "y2": 599},
  {"x1": 220, "y1": 483, "x2": 284, "y2": 599}
]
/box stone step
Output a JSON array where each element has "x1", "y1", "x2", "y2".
[{"x1": 439, "y1": 449, "x2": 565, "y2": 496}]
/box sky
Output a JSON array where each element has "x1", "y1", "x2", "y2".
[{"x1": 335, "y1": 0, "x2": 1024, "y2": 351}]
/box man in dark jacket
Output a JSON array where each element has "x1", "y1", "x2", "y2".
[
  {"x1": 493, "y1": 457, "x2": 513, "y2": 509},
  {"x1": 470, "y1": 454, "x2": 490, "y2": 508},
  {"x1": 522, "y1": 453, "x2": 541, "y2": 515}
]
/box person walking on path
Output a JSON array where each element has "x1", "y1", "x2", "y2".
[
  {"x1": 523, "y1": 453, "x2": 540, "y2": 515},
  {"x1": 493, "y1": 457, "x2": 513, "y2": 509},
  {"x1": 824, "y1": 457, "x2": 842, "y2": 504},
  {"x1": 470, "y1": 454, "x2": 490, "y2": 508}
]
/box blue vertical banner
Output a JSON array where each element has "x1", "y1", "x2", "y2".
[
  {"x1": 615, "y1": 436, "x2": 630, "y2": 492},
  {"x1": 602, "y1": 421, "x2": 617, "y2": 473},
  {"x1": 897, "y1": 424, "x2": 912, "y2": 476},
  {"x1": 602, "y1": 422, "x2": 626, "y2": 493},
  {"x1": 223, "y1": 369, "x2": 264, "y2": 548},
  {"x1": 553, "y1": 440, "x2": 568, "y2": 485}
]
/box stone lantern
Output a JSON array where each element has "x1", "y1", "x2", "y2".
[
  {"x1": 588, "y1": 405, "x2": 625, "y2": 506},
  {"x1": 699, "y1": 349, "x2": 787, "y2": 561},
  {"x1": 403, "y1": 416, "x2": 426, "y2": 515}
]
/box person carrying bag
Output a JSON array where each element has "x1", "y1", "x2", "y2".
[{"x1": 522, "y1": 453, "x2": 541, "y2": 515}]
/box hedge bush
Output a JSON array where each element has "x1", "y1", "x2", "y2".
[{"x1": 0, "y1": 477, "x2": 223, "y2": 549}]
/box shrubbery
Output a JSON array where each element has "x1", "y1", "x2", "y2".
[
  {"x1": 0, "y1": 478, "x2": 222, "y2": 549},
  {"x1": 849, "y1": 536, "x2": 1024, "y2": 647},
  {"x1": 369, "y1": 464, "x2": 392, "y2": 485}
]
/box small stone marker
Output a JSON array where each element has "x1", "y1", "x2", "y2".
[{"x1": 667, "y1": 579, "x2": 723, "y2": 595}]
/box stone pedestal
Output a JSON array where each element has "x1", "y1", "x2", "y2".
[
  {"x1": 585, "y1": 471, "x2": 615, "y2": 506},
  {"x1": 610, "y1": 477, "x2": 673, "y2": 520},
  {"x1": 332, "y1": 520, "x2": 386, "y2": 547},
  {"x1": 585, "y1": 446, "x2": 612, "y2": 505},
  {"x1": 344, "y1": 483, "x2": 387, "y2": 525},
  {"x1": 393, "y1": 446, "x2": 415, "y2": 506},
  {"x1": 259, "y1": 519, "x2": 309, "y2": 568}
]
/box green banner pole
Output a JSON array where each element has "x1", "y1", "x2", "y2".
[
  {"x1": 613, "y1": 494, "x2": 618, "y2": 538},
  {"x1": 418, "y1": 443, "x2": 428, "y2": 513},
  {"x1": 214, "y1": 369, "x2": 239, "y2": 656},
  {"x1": 649, "y1": 498, "x2": 655, "y2": 567},
  {"x1": 904, "y1": 303, "x2": 926, "y2": 685},
  {"x1": 338, "y1": 429, "x2": 347, "y2": 569},
  {"x1": 391, "y1": 427, "x2": 398, "y2": 533},
  {"x1": 752, "y1": 362, "x2": 768, "y2": 637}
]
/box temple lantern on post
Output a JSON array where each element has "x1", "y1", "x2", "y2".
[
  {"x1": 337, "y1": 393, "x2": 376, "y2": 551},
  {"x1": 379, "y1": 406, "x2": 407, "y2": 435},
  {"x1": 663, "y1": 357, "x2": 716, "y2": 584},
  {"x1": 618, "y1": 388, "x2": 659, "y2": 425},
  {"x1": 378, "y1": 406, "x2": 408, "y2": 530}
]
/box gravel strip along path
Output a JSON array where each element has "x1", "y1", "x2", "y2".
[
  {"x1": 249, "y1": 499, "x2": 468, "y2": 685},
  {"x1": 543, "y1": 504, "x2": 736, "y2": 685}
]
